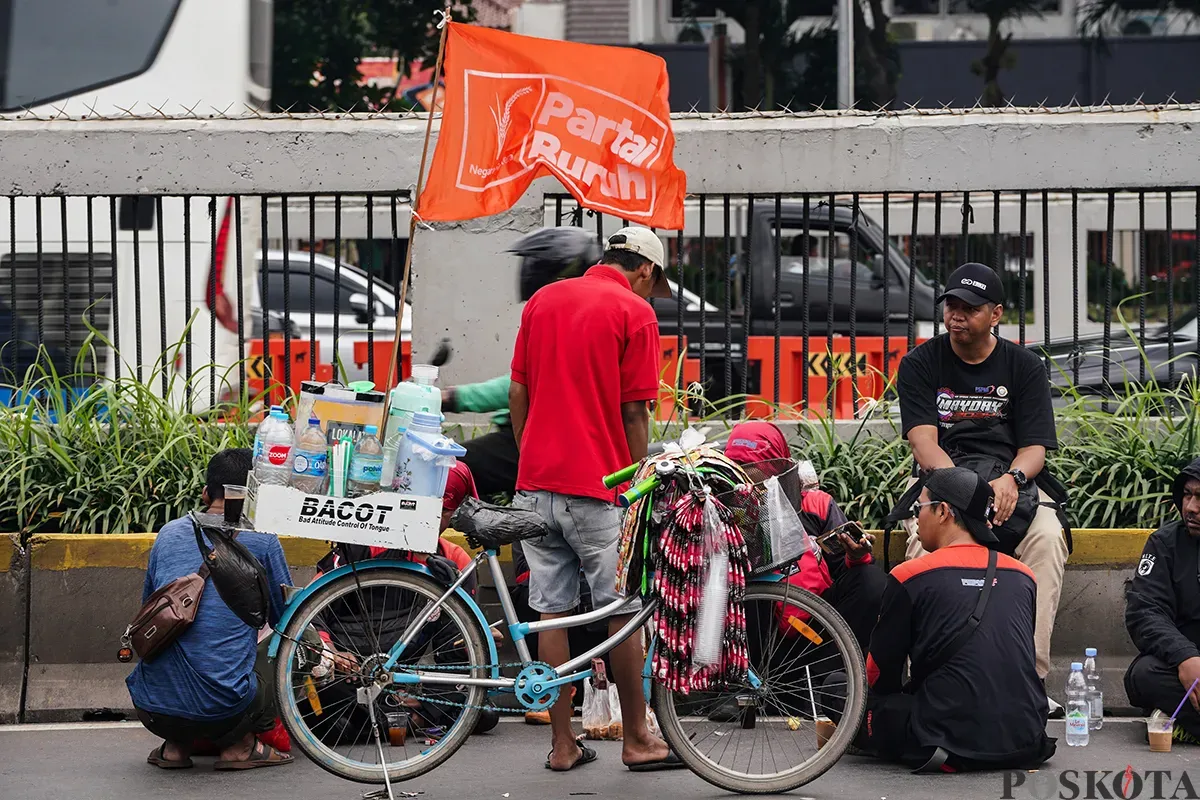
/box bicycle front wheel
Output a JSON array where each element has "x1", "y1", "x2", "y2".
[
  {"x1": 652, "y1": 581, "x2": 867, "y2": 794},
  {"x1": 275, "y1": 568, "x2": 489, "y2": 784}
]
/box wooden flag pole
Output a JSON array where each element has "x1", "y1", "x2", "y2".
[{"x1": 384, "y1": 3, "x2": 452, "y2": 394}]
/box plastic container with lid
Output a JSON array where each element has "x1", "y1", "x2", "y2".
[
  {"x1": 381, "y1": 365, "x2": 442, "y2": 487},
  {"x1": 392, "y1": 412, "x2": 465, "y2": 497}
]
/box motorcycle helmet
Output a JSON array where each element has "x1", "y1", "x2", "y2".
[{"x1": 510, "y1": 226, "x2": 602, "y2": 301}]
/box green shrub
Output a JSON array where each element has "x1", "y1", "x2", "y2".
[{"x1": 0, "y1": 331, "x2": 255, "y2": 536}]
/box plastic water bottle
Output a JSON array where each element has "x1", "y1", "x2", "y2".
[
  {"x1": 255, "y1": 409, "x2": 295, "y2": 486},
  {"x1": 1065, "y1": 662, "x2": 1090, "y2": 746},
  {"x1": 348, "y1": 424, "x2": 384, "y2": 497},
  {"x1": 1084, "y1": 647, "x2": 1104, "y2": 731},
  {"x1": 380, "y1": 365, "x2": 441, "y2": 488},
  {"x1": 291, "y1": 416, "x2": 328, "y2": 494},
  {"x1": 252, "y1": 404, "x2": 284, "y2": 463}
]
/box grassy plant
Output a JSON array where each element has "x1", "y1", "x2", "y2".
[{"x1": 0, "y1": 325, "x2": 256, "y2": 537}]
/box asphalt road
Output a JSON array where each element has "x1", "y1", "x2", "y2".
[{"x1": 1, "y1": 719, "x2": 1196, "y2": 800}]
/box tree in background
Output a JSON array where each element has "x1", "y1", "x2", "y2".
[
  {"x1": 272, "y1": 0, "x2": 474, "y2": 112},
  {"x1": 961, "y1": 0, "x2": 1044, "y2": 106},
  {"x1": 701, "y1": 0, "x2": 899, "y2": 111},
  {"x1": 1078, "y1": 0, "x2": 1199, "y2": 34}
]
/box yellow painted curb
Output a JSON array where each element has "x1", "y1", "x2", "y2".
[
  {"x1": 867, "y1": 528, "x2": 1153, "y2": 567},
  {"x1": 0, "y1": 533, "x2": 15, "y2": 574},
  {"x1": 13, "y1": 528, "x2": 1155, "y2": 571}
]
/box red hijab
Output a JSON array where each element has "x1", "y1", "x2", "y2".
[{"x1": 723, "y1": 421, "x2": 791, "y2": 465}]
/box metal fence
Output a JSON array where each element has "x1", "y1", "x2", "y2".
[{"x1": 2, "y1": 187, "x2": 1198, "y2": 418}]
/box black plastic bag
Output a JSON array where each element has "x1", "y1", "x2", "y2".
[
  {"x1": 190, "y1": 513, "x2": 270, "y2": 629},
  {"x1": 449, "y1": 497, "x2": 550, "y2": 550}
]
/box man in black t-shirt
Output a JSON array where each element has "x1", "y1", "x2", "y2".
[{"x1": 895, "y1": 263, "x2": 1068, "y2": 704}]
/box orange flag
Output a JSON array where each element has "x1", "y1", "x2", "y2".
[{"x1": 418, "y1": 23, "x2": 686, "y2": 230}]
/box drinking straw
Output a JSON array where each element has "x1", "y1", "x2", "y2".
[{"x1": 1171, "y1": 677, "x2": 1200, "y2": 721}]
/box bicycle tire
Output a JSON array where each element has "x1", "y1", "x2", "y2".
[
  {"x1": 651, "y1": 582, "x2": 867, "y2": 794},
  {"x1": 275, "y1": 567, "x2": 488, "y2": 784}
]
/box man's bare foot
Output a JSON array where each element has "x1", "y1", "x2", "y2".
[
  {"x1": 547, "y1": 734, "x2": 586, "y2": 771},
  {"x1": 161, "y1": 741, "x2": 192, "y2": 762},
  {"x1": 621, "y1": 731, "x2": 670, "y2": 767},
  {"x1": 218, "y1": 732, "x2": 257, "y2": 763}
]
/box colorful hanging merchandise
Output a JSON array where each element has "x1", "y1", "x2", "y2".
[{"x1": 616, "y1": 446, "x2": 752, "y2": 695}]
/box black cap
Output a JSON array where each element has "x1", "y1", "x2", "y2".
[
  {"x1": 923, "y1": 467, "x2": 998, "y2": 544},
  {"x1": 937, "y1": 262, "x2": 1005, "y2": 307}
]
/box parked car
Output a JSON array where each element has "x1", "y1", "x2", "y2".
[
  {"x1": 654, "y1": 202, "x2": 938, "y2": 401},
  {"x1": 1037, "y1": 310, "x2": 1198, "y2": 399},
  {"x1": 252, "y1": 250, "x2": 412, "y2": 385}
]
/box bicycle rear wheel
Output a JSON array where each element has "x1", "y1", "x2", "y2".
[
  {"x1": 275, "y1": 568, "x2": 488, "y2": 784},
  {"x1": 652, "y1": 582, "x2": 866, "y2": 794}
]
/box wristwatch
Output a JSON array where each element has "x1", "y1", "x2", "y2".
[{"x1": 1007, "y1": 468, "x2": 1028, "y2": 488}]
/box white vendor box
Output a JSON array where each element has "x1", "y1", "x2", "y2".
[{"x1": 245, "y1": 474, "x2": 441, "y2": 553}]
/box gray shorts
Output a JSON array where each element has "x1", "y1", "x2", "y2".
[{"x1": 512, "y1": 490, "x2": 640, "y2": 615}]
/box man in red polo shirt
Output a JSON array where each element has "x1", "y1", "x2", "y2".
[{"x1": 509, "y1": 226, "x2": 681, "y2": 773}]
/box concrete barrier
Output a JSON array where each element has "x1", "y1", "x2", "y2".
[
  {"x1": 1, "y1": 527, "x2": 1156, "y2": 723},
  {"x1": 1, "y1": 535, "x2": 27, "y2": 724}
]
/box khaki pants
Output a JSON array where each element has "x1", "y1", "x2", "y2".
[{"x1": 901, "y1": 478, "x2": 1067, "y2": 679}]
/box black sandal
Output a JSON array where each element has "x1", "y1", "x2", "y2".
[{"x1": 544, "y1": 739, "x2": 598, "y2": 771}]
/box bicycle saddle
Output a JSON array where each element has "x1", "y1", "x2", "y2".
[{"x1": 449, "y1": 497, "x2": 550, "y2": 550}]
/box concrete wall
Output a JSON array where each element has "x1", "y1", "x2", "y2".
[{"x1": 0, "y1": 535, "x2": 27, "y2": 724}]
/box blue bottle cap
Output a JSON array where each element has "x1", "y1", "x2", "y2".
[
  {"x1": 1071, "y1": 662, "x2": 1083, "y2": 670},
  {"x1": 364, "y1": 425, "x2": 378, "y2": 435},
  {"x1": 1085, "y1": 648, "x2": 1097, "y2": 657}
]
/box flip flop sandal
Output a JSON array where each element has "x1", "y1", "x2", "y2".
[
  {"x1": 147, "y1": 742, "x2": 193, "y2": 770},
  {"x1": 627, "y1": 751, "x2": 687, "y2": 772},
  {"x1": 214, "y1": 736, "x2": 294, "y2": 771},
  {"x1": 544, "y1": 740, "x2": 598, "y2": 771}
]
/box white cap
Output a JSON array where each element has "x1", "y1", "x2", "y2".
[
  {"x1": 606, "y1": 226, "x2": 664, "y2": 269},
  {"x1": 606, "y1": 226, "x2": 670, "y2": 298},
  {"x1": 411, "y1": 364, "x2": 439, "y2": 384}
]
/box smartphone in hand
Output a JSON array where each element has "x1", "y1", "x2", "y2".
[{"x1": 815, "y1": 520, "x2": 867, "y2": 557}]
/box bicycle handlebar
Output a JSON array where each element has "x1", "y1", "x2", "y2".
[
  {"x1": 602, "y1": 436, "x2": 731, "y2": 495},
  {"x1": 618, "y1": 476, "x2": 660, "y2": 508}
]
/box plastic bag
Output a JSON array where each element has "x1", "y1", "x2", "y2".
[
  {"x1": 582, "y1": 679, "x2": 613, "y2": 740},
  {"x1": 693, "y1": 494, "x2": 729, "y2": 667},
  {"x1": 607, "y1": 685, "x2": 624, "y2": 740},
  {"x1": 762, "y1": 475, "x2": 817, "y2": 569},
  {"x1": 190, "y1": 513, "x2": 269, "y2": 629},
  {"x1": 647, "y1": 706, "x2": 661, "y2": 738},
  {"x1": 449, "y1": 497, "x2": 549, "y2": 549}
]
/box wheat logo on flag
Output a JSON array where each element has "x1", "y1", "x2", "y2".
[
  {"x1": 420, "y1": 23, "x2": 686, "y2": 230},
  {"x1": 490, "y1": 87, "x2": 533, "y2": 153}
]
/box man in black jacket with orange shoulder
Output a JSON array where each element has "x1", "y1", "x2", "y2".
[{"x1": 1125, "y1": 458, "x2": 1200, "y2": 743}]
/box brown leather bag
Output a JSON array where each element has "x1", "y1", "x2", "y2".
[{"x1": 121, "y1": 563, "x2": 209, "y2": 662}]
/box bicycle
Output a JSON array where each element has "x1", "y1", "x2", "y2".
[{"x1": 268, "y1": 447, "x2": 867, "y2": 795}]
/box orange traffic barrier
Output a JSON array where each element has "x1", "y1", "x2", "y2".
[
  {"x1": 353, "y1": 339, "x2": 412, "y2": 390},
  {"x1": 743, "y1": 336, "x2": 927, "y2": 420},
  {"x1": 656, "y1": 335, "x2": 700, "y2": 422},
  {"x1": 248, "y1": 337, "x2": 319, "y2": 408}
]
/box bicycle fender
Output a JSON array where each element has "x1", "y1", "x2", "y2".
[{"x1": 268, "y1": 559, "x2": 500, "y2": 678}]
